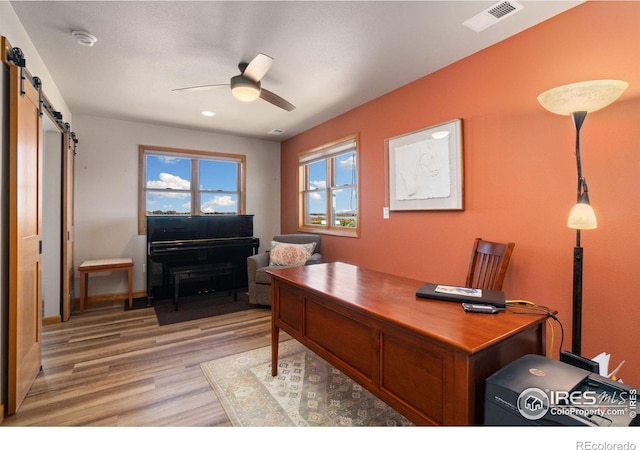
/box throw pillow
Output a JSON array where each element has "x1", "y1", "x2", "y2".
[{"x1": 269, "y1": 241, "x2": 317, "y2": 267}]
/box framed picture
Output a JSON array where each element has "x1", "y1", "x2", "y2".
[{"x1": 385, "y1": 118, "x2": 463, "y2": 211}]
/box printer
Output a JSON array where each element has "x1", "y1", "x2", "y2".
[{"x1": 485, "y1": 354, "x2": 638, "y2": 426}]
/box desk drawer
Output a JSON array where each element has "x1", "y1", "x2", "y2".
[
  {"x1": 276, "y1": 285, "x2": 303, "y2": 333},
  {"x1": 381, "y1": 334, "x2": 454, "y2": 425},
  {"x1": 305, "y1": 299, "x2": 375, "y2": 381}
]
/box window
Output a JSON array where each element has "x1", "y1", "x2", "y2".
[
  {"x1": 138, "y1": 145, "x2": 246, "y2": 233},
  {"x1": 298, "y1": 135, "x2": 359, "y2": 237}
]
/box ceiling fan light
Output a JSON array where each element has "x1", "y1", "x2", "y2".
[
  {"x1": 230, "y1": 75, "x2": 261, "y2": 102},
  {"x1": 232, "y1": 86, "x2": 260, "y2": 102}
]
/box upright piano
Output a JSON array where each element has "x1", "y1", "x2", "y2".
[{"x1": 146, "y1": 215, "x2": 259, "y2": 303}]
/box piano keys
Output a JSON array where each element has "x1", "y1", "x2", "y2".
[{"x1": 146, "y1": 215, "x2": 259, "y2": 303}]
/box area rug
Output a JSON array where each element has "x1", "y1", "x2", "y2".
[
  {"x1": 201, "y1": 339, "x2": 414, "y2": 426},
  {"x1": 153, "y1": 290, "x2": 258, "y2": 326}
]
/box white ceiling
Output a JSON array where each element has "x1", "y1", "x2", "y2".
[{"x1": 10, "y1": 1, "x2": 581, "y2": 141}]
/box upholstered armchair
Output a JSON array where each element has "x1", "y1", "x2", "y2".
[{"x1": 247, "y1": 234, "x2": 322, "y2": 306}]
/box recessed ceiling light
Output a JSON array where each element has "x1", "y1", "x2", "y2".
[
  {"x1": 71, "y1": 30, "x2": 97, "y2": 47},
  {"x1": 201, "y1": 111, "x2": 215, "y2": 117}
]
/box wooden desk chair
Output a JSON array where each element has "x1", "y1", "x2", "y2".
[{"x1": 465, "y1": 238, "x2": 515, "y2": 291}]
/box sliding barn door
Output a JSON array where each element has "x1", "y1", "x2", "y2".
[
  {"x1": 8, "y1": 64, "x2": 42, "y2": 414},
  {"x1": 61, "y1": 132, "x2": 75, "y2": 321}
]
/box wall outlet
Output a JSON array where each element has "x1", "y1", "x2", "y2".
[
  {"x1": 383, "y1": 207, "x2": 390, "y2": 219},
  {"x1": 143, "y1": 263, "x2": 146, "y2": 273}
]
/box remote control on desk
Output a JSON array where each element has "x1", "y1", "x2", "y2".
[{"x1": 462, "y1": 303, "x2": 502, "y2": 314}]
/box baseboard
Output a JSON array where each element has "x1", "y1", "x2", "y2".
[{"x1": 43, "y1": 315, "x2": 62, "y2": 325}]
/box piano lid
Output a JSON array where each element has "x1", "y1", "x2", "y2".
[{"x1": 147, "y1": 215, "x2": 254, "y2": 243}]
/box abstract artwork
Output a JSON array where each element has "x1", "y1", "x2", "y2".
[{"x1": 386, "y1": 119, "x2": 463, "y2": 211}]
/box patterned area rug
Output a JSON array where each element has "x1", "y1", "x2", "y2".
[{"x1": 201, "y1": 339, "x2": 413, "y2": 426}]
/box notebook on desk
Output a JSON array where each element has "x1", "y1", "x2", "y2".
[{"x1": 416, "y1": 283, "x2": 506, "y2": 308}]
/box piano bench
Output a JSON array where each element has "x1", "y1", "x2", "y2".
[
  {"x1": 78, "y1": 258, "x2": 133, "y2": 314},
  {"x1": 171, "y1": 263, "x2": 236, "y2": 311}
]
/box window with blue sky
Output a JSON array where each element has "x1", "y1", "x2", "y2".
[
  {"x1": 299, "y1": 135, "x2": 359, "y2": 237},
  {"x1": 138, "y1": 145, "x2": 246, "y2": 233}
]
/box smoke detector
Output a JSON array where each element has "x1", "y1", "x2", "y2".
[
  {"x1": 463, "y1": 1, "x2": 524, "y2": 32},
  {"x1": 71, "y1": 30, "x2": 98, "y2": 47}
]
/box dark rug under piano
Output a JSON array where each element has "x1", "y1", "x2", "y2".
[{"x1": 125, "y1": 290, "x2": 260, "y2": 326}]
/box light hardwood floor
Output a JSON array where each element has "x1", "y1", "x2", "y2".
[{"x1": 2, "y1": 299, "x2": 274, "y2": 426}]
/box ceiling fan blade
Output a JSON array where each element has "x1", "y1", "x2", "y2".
[
  {"x1": 243, "y1": 53, "x2": 273, "y2": 82},
  {"x1": 260, "y1": 88, "x2": 296, "y2": 112},
  {"x1": 171, "y1": 83, "x2": 228, "y2": 93}
]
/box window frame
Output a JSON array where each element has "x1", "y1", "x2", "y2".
[
  {"x1": 138, "y1": 145, "x2": 246, "y2": 234},
  {"x1": 297, "y1": 134, "x2": 360, "y2": 238}
]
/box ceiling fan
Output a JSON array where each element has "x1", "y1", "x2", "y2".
[{"x1": 172, "y1": 53, "x2": 295, "y2": 112}]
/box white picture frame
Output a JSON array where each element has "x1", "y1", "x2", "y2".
[{"x1": 385, "y1": 118, "x2": 463, "y2": 211}]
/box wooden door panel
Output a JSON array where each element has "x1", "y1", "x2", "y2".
[
  {"x1": 15, "y1": 237, "x2": 40, "y2": 399},
  {"x1": 62, "y1": 132, "x2": 75, "y2": 321},
  {"x1": 8, "y1": 64, "x2": 42, "y2": 414}
]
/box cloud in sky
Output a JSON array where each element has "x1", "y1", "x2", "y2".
[
  {"x1": 157, "y1": 156, "x2": 183, "y2": 165},
  {"x1": 147, "y1": 173, "x2": 190, "y2": 198},
  {"x1": 202, "y1": 195, "x2": 237, "y2": 213},
  {"x1": 339, "y1": 155, "x2": 356, "y2": 168},
  {"x1": 147, "y1": 172, "x2": 190, "y2": 189}
]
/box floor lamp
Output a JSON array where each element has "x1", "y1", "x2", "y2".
[{"x1": 537, "y1": 79, "x2": 628, "y2": 356}]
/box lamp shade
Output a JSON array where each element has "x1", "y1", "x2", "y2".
[
  {"x1": 568, "y1": 202, "x2": 597, "y2": 230},
  {"x1": 537, "y1": 80, "x2": 628, "y2": 115}
]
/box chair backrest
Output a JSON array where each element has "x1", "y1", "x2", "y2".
[
  {"x1": 273, "y1": 234, "x2": 321, "y2": 254},
  {"x1": 465, "y1": 238, "x2": 515, "y2": 291}
]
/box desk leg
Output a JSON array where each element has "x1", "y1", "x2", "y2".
[
  {"x1": 127, "y1": 267, "x2": 133, "y2": 309},
  {"x1": 271, "y1": 281, "x2": 280, "y2": 376},
  {"x1": 79, "y1": 271, "x2": 87, "y2": 314},
  {"x1": 271, "y1": 324, "x2": 280, "y2": 377}
]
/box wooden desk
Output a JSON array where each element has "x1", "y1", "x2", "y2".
[
  {"x1": 78, "y1": 258, "x2": 133, "y2": 313},
  {"x1": 269, "y1": 262, "x2": 547, "y2": 425}
]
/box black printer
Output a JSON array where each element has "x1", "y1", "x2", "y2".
[{"x1": 485, "y1": 354, "x2": 638, "y2": 426}]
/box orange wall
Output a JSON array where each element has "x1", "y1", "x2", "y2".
[{"x1": 280, "y1": 2, "x2": 640, "y2": 386}]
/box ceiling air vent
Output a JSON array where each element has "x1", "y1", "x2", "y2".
[
  {"x1": 268, "y1": 128, "x2": 286, "y2": 136},
  {"x1": 463, "y1": 1, "x2": 524, "y2": 32}
]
